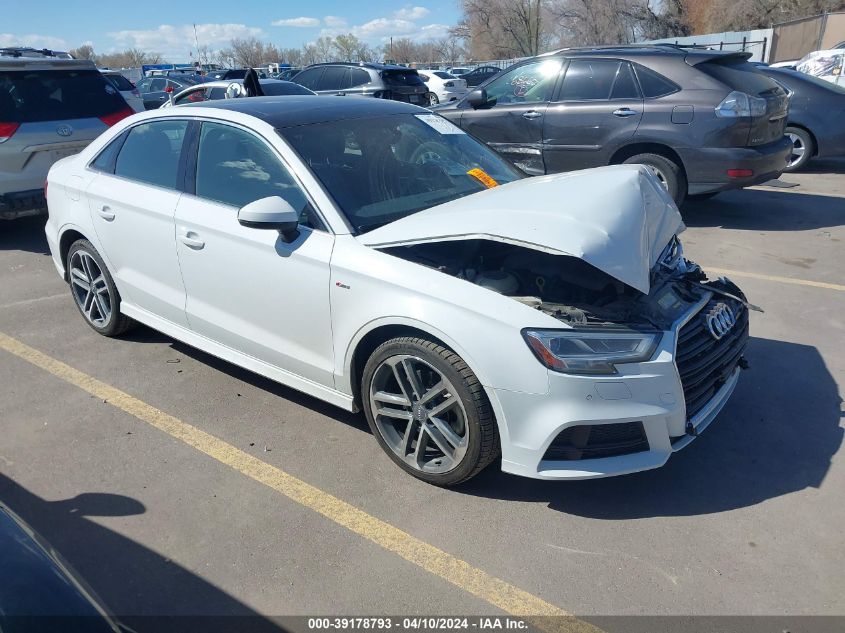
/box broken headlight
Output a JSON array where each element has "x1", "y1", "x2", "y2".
[{"x1": 522, "y1": 329, "x2": 661, "y2": 375}]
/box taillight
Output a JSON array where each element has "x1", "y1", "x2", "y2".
[
  {"x1": 444, "y1": 81, "x2": 454, "y2": 87},
  {"x1": 44, "y1": 179, "x2": 48, "y2": 199},
  {"x1": 99, "y1": 106, "x2": 134, "y2": 127},
  {"x1": 164, "y1": 85, "x2": 174, "y2": 93},
  {"x1": 715, "y1": 91, "x2": 767, "y2": 118},
  {"x1": 0, "y1": 122, "x2": 20, "y2": 143}
]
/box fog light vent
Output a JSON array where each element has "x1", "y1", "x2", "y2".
[{"x1": 543, "y1": 422, "x2": 649, "y2": 461}]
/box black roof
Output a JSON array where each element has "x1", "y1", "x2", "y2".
[{"x1": 184, "y1": 95, "x2": 423, "y2": 127}]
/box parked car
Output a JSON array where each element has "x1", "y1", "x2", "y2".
[
  {"x1": 0, "y1": 502, "x2": 121, "y2": 631},
  {"x1": 437, "y1": 46, "x2": 791, "y2": 205},
  {"x1": 0, "y1": 49, "x2": 133, "y2": 220},
  {"x1": 446, "y1": 67, "x2": 472, "y2": 77},
  {"x1": 205, "y1": 68, "x2": 267, "y2": 81},
  {"x1": 46, "y1": 96, "x2": 750, "y2": 486},
  {"x1": 162, "y1": 78, "x2": 315, "y2": 107},
  {"x1": 755, "y1": 65, "x2": 845, "y2": 171},
  {"x1": 275, "y1": 68, "x2": 302, "y2": 81},
  {"x1": 100, "y1": 69, "x2": 144, "y2": 112},
  {"x1": 135, "y1": 74, "x2": 205, "y2": 110},
  {"x1": 291, "y1": 63, "x2": 429, "y2": 105},
  {"x1": 795, "y1": 49, "x2": 845, "y2": 87},
  {"x1": 461, "y1": 65, "x2": 503, "y2": 87},
  {"x1": 418, "y1": 70, "x2": 468, "y2": 105}
]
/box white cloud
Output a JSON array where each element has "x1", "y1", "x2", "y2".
[
  {"x1": 323, "y1": 16, "x2": 347, "y2": 28},
  {"x1": 0, "y1": 33, "x2": 68, "y2": 50},
  {"x1": 271, "y1": 17, "x2": 320, "y2": 28},
  {"x1": 394, "y1": 6, "x2": 430, "y2": 21},
  {"x1": 352, "y1": 18, "x2": 417, "y2": 39},
  {"x1": 108, "y1": 23, "x2": 264, "y2": 56}
]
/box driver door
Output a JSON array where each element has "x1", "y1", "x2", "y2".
[{"x1": 457, "y1": 58, "x2": 565, "y2": 174}]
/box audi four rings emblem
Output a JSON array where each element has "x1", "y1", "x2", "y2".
[{"x1": 706, "y1": 303, "x2": 737, "y2": 340}]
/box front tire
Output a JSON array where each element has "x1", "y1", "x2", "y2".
[
  {"x1": 623, "y1": 153, "x2": 686, "y2": 206},
  {"x1": 784, "y1": 126, "x2": 814, "y2": 172},
  {"x1": 67, "y1": 239, "x2": 134, "y2": 337},
  {"x1": 361, "y1": 337, "x2": 499, "y2": 486}
]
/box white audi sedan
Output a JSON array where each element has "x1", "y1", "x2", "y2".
[{"x1": 44, "y1": 97, "x2": 750, "y2": 486}]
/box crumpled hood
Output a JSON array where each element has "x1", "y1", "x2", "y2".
[{"x1": 359, "y1": 164, "x2": 684, "y2": 294}]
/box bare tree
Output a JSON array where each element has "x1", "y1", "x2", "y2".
[
  {"x1": 387, "y1": 38, "x2": 418, "y2": 64},
  {"x1": 314, "y1": 36, "x2": 335, "y2": 63},
  {"x1": 333, "y1": 33, "x2": 360, "y2": 62},
  {"x1": 69, "y1": 44, "x2": 97, "y2": 63},
  {"x1": 230, "y1": 37, "x2": 266, "y2": 67},
  {"x1": 707, "y1": 0, "x2": 845, "y2": 31},
  {"x1": 434, "y1": 36, "x2": 467, "y2": 64}
]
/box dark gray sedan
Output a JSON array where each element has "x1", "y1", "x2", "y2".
[{"x1": 755, "y1": 65, "x2": 845, "y2": 171}]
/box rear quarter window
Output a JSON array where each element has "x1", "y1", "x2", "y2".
[
  {"x1": 632, "y1": 64, "x2": 679, "y2": 98},
  {"x1": 0, "y1": 68, "x2": 127, "y2": 123}
]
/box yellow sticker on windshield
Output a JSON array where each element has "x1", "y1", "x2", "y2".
[{"x1": 467, "y1": 168, "x2": 499, "y2": 189}]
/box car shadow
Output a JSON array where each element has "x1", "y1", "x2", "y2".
[
  {"x1": 0, "y1": 216, "x2": 50, "y2": 255},
  {"x1": 456, "y1": 336, "x2": 843, "y2": 518},
  {"x1": 795, "y1": 157, "x2": 845, "y2": 174},
  {"x1": 0, "y1": 473, "x2": 286, "y2": 632},
  {"x1": 682, "y1": 189, "x2": 845, "y2": 231},
  {"x1": 121, "y1": 325, "x2": 367, "y2": 434}
]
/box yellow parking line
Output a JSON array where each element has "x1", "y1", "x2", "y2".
[
  {"x1": 0, "y1": 331, "x2": 600, "y2": 633},
  {"x1": 705, "y1": 267, "x2": 845, "y2": 292}
]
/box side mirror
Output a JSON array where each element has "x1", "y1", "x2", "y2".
[
  {"x1": 238, "y1": 196, "x2": 300, "y2": 242},
  {"x1": 467, "y1": 88, "x2": 492, "y2": 109}
]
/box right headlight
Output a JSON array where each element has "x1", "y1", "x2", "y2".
[{"x1": 522, "y1": 329, "x2": 661, "y2": 375}]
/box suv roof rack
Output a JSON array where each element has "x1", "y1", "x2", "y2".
[{"x1": 0, "y1": 46, "x2": 72, "y2": 59}]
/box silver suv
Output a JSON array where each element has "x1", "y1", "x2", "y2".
[
  {"x1": 0, "y1": 48, "x2": 133, "y2": 219},
  {"x1": 291, "y1": 63, "x2": 429, "y2": 106}
]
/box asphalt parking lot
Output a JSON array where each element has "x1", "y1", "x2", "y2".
[{"x1": 1, "y1": 161, "x2": 843, "y2": 631}]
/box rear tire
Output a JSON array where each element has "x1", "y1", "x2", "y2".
[
  {"x1": 623, "y1": 153, "x2": 686, "y2": 206},
  {"x1": 361, "y1": 337, "x2": 499, "y2": 486},
  {"x1": 67, "y1": 239, "x2": 134, "y2": 337},
  {"x1": 428, "y1": 92, "x2": 440, "y2": 106},
  {"x1": 784, "y1": 126, "x2": 814, "y2": 172}
]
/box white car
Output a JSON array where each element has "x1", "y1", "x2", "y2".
[
  {"x1": 100, "y1": 70, "x2": 145, "y2": 113},
  {"x1": 418, "y1": 71, "x2": 468, "y2": 105},
  {"x1": 44, "y1": 96, "x2": 750, "y2": 486},
  {"x1": 161, "y1": 78, "x2": 315, "y2": 107}
]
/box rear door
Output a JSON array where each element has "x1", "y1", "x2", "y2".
[
  {"x1": 543, "y1": 59, "x2": 643, "y2": 172},
  {"x1": 86, "y1": 119, "x2": 190, "y2": 327},
  {"x1": 0, "y1": 65, "x2": 129, "y2": 200},
  {"x1": 456, "y1": 58, "x2": 564, "y2": 175},
  {"x1": 313, "y1": 65, "x2": 351, "y2": 95}
]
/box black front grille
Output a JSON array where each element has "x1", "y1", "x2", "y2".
[
  {"x1": 544, "y1": 422, "x2": 649, "y2": 461},
  {"x1": 676, "y1": 298, "x2": 749, "y2": 420}
]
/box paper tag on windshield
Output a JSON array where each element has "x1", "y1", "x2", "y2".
[{"x1": 415, "y1": 114, "x2": 465, "y2": 135}]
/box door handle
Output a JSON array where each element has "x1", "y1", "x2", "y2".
[
  {"x1": 97, "y1": 206, "x2": 115, "y2": 221},
  {"x1": 612, "y1": 108, "x2": 638, "y2": 117},
  {"x1": 178, "y1": 233, "x2": 205, "y2": 249},
  {"x1": 522, "y1": 110, "x2": 542, "y2": 120}
]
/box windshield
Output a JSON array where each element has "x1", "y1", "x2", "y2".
[{"x1": 280, "y1": 113, "x2": 523, "y2": 233}]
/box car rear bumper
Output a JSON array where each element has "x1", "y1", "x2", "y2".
[
  {"x1": 680, "y1": 136, "x2": 792, "y2": 195},
  {"x1": 0, "y1": 189, "x2": 47, "y2": 220}
]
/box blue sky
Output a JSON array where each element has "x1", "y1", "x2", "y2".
[{"x1": 4, "y1": 1, "x2": 461, "y2": 61}]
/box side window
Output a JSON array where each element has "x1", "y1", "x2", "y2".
[
  {"x1": 484, "y1": 59, "x2": 563, "y2": 105},
  {"x1": 149, "y1": 78, "x2": 166, "y2": 92},
  {"x1": 136, "y1": 78, "x2": 151, "y2": 92},
  {"x1": 294, "y1": 67, "x2": 324, "y2": 90},
  {"x1": 610, "y1": 62, "x2": 641, "y2": 99},
  {"x1": 633, "y1": 64, "x2": 679, "y2": 98},
  {"x1": 318, "y1": 66, "x2": 351, "y2": 91},
  {"x1": 558, "y1": 60, "x2": 620, "y2": 101},
  {"x1": 208, "y1": 87, "x2": 227, "y2": 100},
  {"x1": 349, "y1": 69, "x2": 370, "y2": 87},
  {"x1": 114, "y1": 120, "x2": 188, "y2": 189},
  {"x1": 195, "y1": 122, "x2": 323, "y2": 229},
  {"x1": 174, "y1": 87, "x2": 204, "y2": 105},
  {"x1": 90, "y1": 132, "x2": 126, "y2": 173}
]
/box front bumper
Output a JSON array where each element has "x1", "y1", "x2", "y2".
[
  {"x1": 680, "y1": 135, "x2": 792, "y2": 195},
  {"x1": 0, "y1": 189, "x2": 47, "y2": 220},
  {"x1": 492, "y1": 294, "x2": 747, "y2": 480}
]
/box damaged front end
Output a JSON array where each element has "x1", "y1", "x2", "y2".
[{"x1": 380, "y1": 234, "x2": 751, "y2": 429}]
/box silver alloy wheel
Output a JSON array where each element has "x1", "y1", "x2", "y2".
[
  {"x1": 787, "y1": 132, "x2": 805, "y2": 168},
  {"x1": 646, "y1": 164, "x2": 669, "y2": 190},
  {"x1": 369, "y1": 354, "x2": 469, "y2": 474},
  {"x1": 69, "y1": 251, "x2": 112, "y2": 327},
  {"x1": 428, "y1": 92, "x2": 439, "y2": 106}
]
